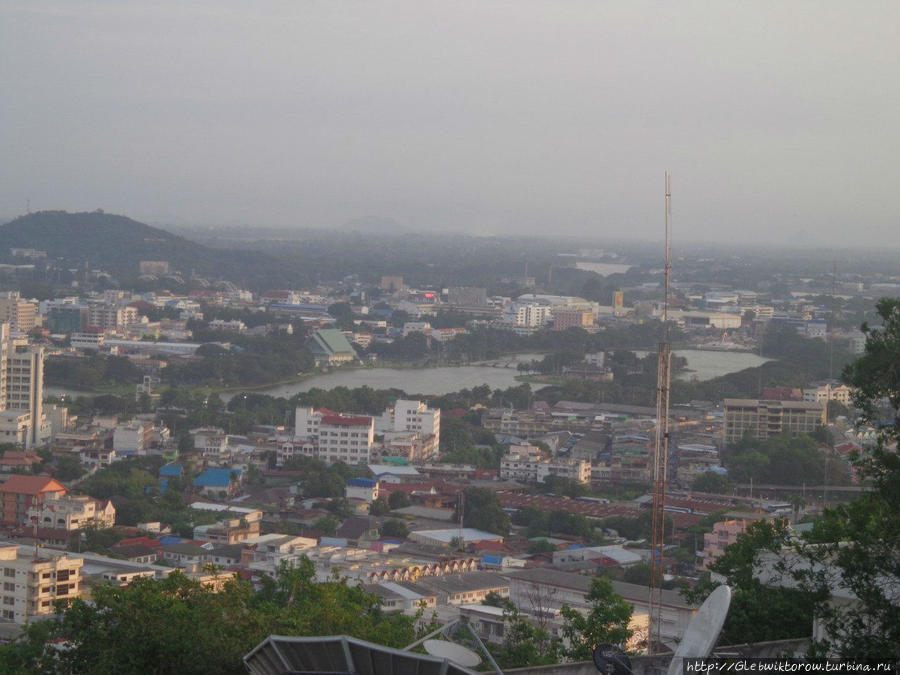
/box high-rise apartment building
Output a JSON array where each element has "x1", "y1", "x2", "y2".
[
  {"x1": 0, "y1": 323, "x2": 47, "y2": 449},
  {"x1": 0, "y1": 292, "x2": 37, "y2": 334}
]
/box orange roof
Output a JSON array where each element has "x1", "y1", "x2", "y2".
[{"x1": 0, "y1": 475, "x2": 67, "y2": 496}]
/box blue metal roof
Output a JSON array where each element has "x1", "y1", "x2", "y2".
[
  {"x1": 194, "y1": 468, "x2": 241, "y2": 488},
  {"x1": 347, "y1": 477, "x2": 377, "y2": 487}
]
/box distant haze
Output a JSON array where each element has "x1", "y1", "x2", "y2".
[{"x1": 2, "y1": 1, "x2": 898, "y2": 246}]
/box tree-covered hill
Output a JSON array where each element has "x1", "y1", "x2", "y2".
[{"x1": 0, "y1": 210, "x2": 299, "y2": 287}]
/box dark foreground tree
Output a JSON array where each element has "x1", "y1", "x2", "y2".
[
  {"x1": 0, "y1": 561, "x2": 421, "y2": 674},
  {"x1": 559, "y1": 576, "x2": 633, "y2": 659},
  {"x1": 795, "y1": 298, "x2": 900, "y2": 659}
]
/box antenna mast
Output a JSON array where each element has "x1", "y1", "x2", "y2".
[{"x1": 649, "y1": 172, "x2": 673, "y2": 654}]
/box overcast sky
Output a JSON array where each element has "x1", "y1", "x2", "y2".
[{"x1": 1, "y1": 1, "x2": 898, "y2": 246}]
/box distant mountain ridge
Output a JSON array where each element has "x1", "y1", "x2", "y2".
[{"x1": 0, "y1": 210, "x2": 294, "y2": 286}]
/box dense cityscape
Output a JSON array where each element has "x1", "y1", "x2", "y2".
[
  {"x1": 0, "y1": 212, "x2": 896, "y2": 672},
  {"x1": 2, "y1": 2, "x2": 898, "y2": 673}
]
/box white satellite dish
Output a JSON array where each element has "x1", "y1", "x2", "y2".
[
  {"x1": 423, "y1": 639, "x2": 482, "y2": 668},
  {"x1": 666, "y1": 585, "x2": 732, "y2": 675}
]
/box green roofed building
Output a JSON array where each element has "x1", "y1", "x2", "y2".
[{"x1": 306, "y1": 328, "x2": 357, "y2": 365}]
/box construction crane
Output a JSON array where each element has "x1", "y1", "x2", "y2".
[{"x1": 648, "y1": 172, "x2": 673, "y2": 654}]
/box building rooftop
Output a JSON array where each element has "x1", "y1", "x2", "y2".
[{"x1": 0, "y1": 475, "x2": 67, "y2": 495}]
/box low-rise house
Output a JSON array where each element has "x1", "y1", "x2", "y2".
[
  {"x1": 28, "y1": 494, "x2": 116, "y2": 531},
  {"x1": 415, "y1": 571, "x2": 509, "y2": 606},
  {"x1": 193, "y1": 468, "x2": 242, "y2": 498}
]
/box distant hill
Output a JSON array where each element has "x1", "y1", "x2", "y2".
[{"x1": 0, "y1": 210, "x2": 297, "y2": 287}]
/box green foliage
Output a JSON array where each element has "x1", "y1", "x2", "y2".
[
  {"x1": 514, "y1": 507, "x2": 597, "y2": 541},
  {"x1": 45, "y1": 354, "x2": 144, "y2": 389},
  {"x1": 794, "y1": 298, "x2": 900, "y2": 659},
  {"x1": 54, "y1": 455, "x2": 86, "y2": 482},
  {"x1": 682, "y1": 520, "x2": 822, "y2": 645},
  {"x1": 527, "y1": 539, "x2": 557, "y2": 554},
  {"x1": 539, "y1": 474, "x2": 591, "y2": 498},
  {"x1": 380, "y1": 519, "x2": 409, "y2": 539},
  {"x1": 493, "y1": 603, "x2": 562, "y2": 669},
  {"x1": 559, "y1": 576, "x2": 634, "y2": 659},
  {"x1": 293, "y1": 385, "x2": 404, "y2": 416},
  {"x1": 726, "y1": 433, "x2": 847, "y2": 486},
  {"x1": 369, "y1": 496, "x2": 390, "y2": 516},
  {"x1": 282, "y1": 456, "x2": 364, "y2": 498},
  {"x1": 387, "y1": 490, "x2": 410, "y2": 510},
  {"x1": 457, "y1": 487, "x2": 510, "y2": 536},
  {"x1": 691, "y1": 471, "x2": 732, "y2": 494},
  {"x1": 0, "y1": 561, "x2": 419, "y2": 674},
  {"x1": 313, "y1": 515, "x2": 340, "y2": 535},
  {"x1": 162, "y1": 334, "x2": 315, "y2": 387}
]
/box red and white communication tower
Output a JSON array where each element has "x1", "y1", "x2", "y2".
[{"x1": 648, "y1": 172, "x2": 673, "y2": 653}]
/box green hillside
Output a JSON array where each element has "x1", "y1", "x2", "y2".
[{"x1": 0, "y1": 210, "x2": 296, "y2": 287}]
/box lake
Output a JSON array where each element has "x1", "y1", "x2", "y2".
[
  {"x1": 223, "y1": 349, "x2": 769, "y2": 400},
  {"x1": 44, "y1": 349, "x2": 769, "y2": 402}
]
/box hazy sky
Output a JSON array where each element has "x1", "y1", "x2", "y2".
[{"x1": 2, "y1": 1, "x2": 898, "y2": 245}]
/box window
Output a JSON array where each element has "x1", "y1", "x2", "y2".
[{"x1": 3, "y1": 569, "x2": 14, "y2": 578}]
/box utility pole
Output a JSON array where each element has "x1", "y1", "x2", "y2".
[{"x1": 649, "y1": 173, "x2": 673, "y2": 654}]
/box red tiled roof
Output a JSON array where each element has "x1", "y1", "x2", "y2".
[
  {"x1": 117, "y1": 536, "x2": 163, "y2": 549},
  {"x1": 0, "y1": 475, "x2": 67, "y2": 496},
  {"x1": 320, "y1": 415, "x2": 372, "y2": 427}
]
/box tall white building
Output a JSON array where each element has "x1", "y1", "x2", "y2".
[
  {"x1": 378, "y1": 400, "x2": 440, "y2": 444},
  {"x1": 0, "y1": 324, "x2": 47, "y2": 449},
  {"x1": 294, "y1": 407, "x2": 375, "y2": 465},
  {"x1": 509, "y1": 303, "x2": 552, "y2": 328}
]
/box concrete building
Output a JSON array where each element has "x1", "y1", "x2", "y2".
[
  {"x1": 723, "y1": 399, "x2": 826, "y2": 445},
  {"x1": 28, "y1": 494, "x2": 116, "y2": 531},
  {"x1": 295, "y1": 408, "x2": 375, "y2": 465},
  {"x1": 499, "y1": 445, "x2": 591, "y2": 484},
  {"x1": 415, "y1": 571, "x2": 509, "y2": 606},
  {"x1": 113, "y1": 421, "x2": 154, "y2": 455},
  {"x1": 0, "y1": 327, "x2": 46, "y2": 449},
  {"x1": 500, "y1": 567, "x2": 695, "y2": 652},
  {"x1": 701, "y1": 518, "x2": 760, "y2": 570},
  {"x1": 0, "y1": 475, "x2": 67, "y2": 526},
  {"x1": 0, "y1": 543, "x2": 83, "y2": 624},
  {"x1": 509, "y1": 303, "x2": 552, "y2": 328},
  {"x1": 345, "y1": 477, "x2": 379, "y2": 502},
  {"x1": 553, "y1": 309, "x2": 595, "y2": 331},
  {"x1": 376, "y1": 400, "x2": 440, "y2": 462},
  {"x1": 0, "y1": 292, "x2": 37, "y2": 334},
  {"x1": 802, "y1": 381, "x2": 853, "y2": 406}
]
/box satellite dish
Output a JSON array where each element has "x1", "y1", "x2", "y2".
[
  {"x1": 423, "y1": 639, "x2": 482, "y2": 668},
  {"x1": 593, "y1": 643, "x2": 632, "y2": 675},
  {"x1": 666, "y1": 585, "x2": 732, "y2": 675}
]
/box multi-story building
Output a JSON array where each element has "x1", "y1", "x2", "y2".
[
  {"x1": 723, "y1": 398, "x2": 826, "y2": 445},
  {"x1": 509, "y1": 303, "x2": 552, "y2": 328},
  {"x1": 294, "y1": 408, "x2": 375, "y2": 465},
  {"x1": 376, "y1": 400, "x2": 440, "y2": 458},
  {"x1": 0, "y1": 543, "x2": 83, "y2": 624},
  {"x1": 552, "y1": 309, "x2": 595, "y2": 331},
  {"x1": 0, "y1": 475, "x2": 67, "y2": 526},
  {"x1": 802, "y1": 381, "x2": 853, "y2": 406},
  {"x1": 499, "y1": 445, "x2": 591, "y2": 484},
  {"x1": 0, "y1": 292, "x2": 37, "y2": 334},
  {"x1": 86, "y1": 302, "x2": 138, "y2": 333},
  {"x1": 700, "y1": 516, "x2": 775, "y2": 570},
  {"x1": 0, "y1": 327, "x2": 46, "y2": 449},
  {"x1": 113, "y1": 421, "x2": 154, "y2": 455},
  {"x1": 27, "y1": 494, "x2": 116, "y2": 531}
]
